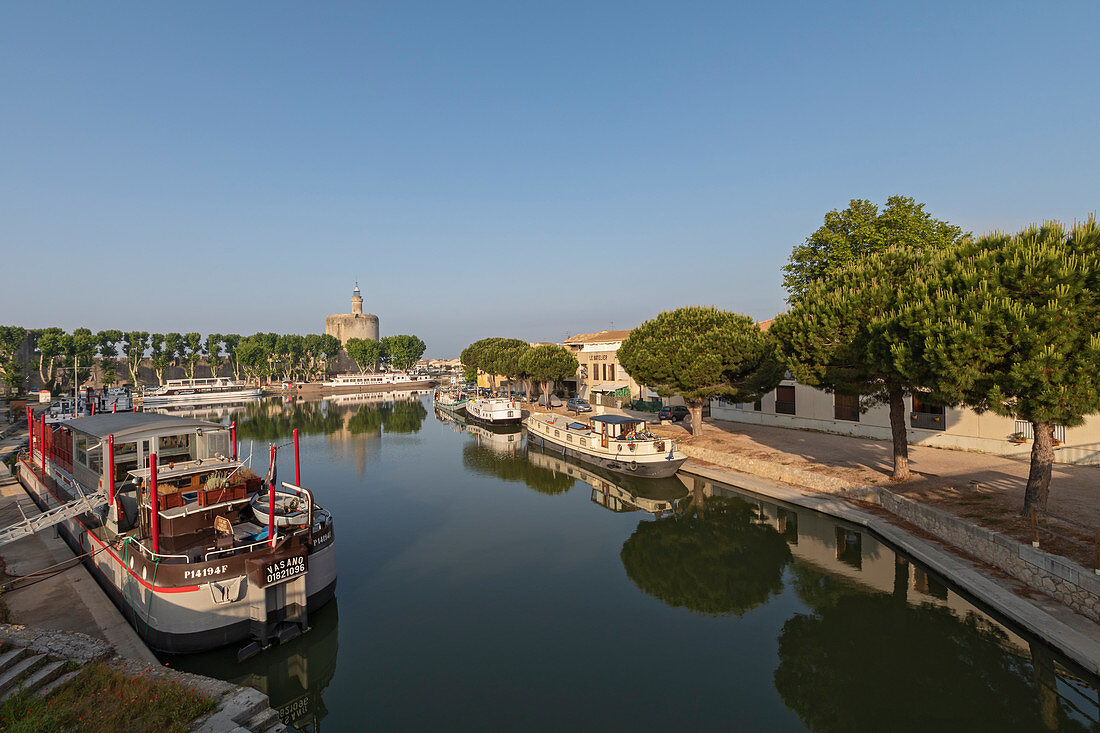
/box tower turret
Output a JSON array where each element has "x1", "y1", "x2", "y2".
[{"x1": 351, "y1": 283, "x2": 364, "y2": 315}]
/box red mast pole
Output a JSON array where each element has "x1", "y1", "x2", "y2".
[
  {"x1": 107, "y1": 434, "x2": 115, "y2": 506},
  {"x1": 25, "y1": 406, "x2": 33, "y2": 456},
  {"x1": 268, "y1": 445, "x2": 277, "y2": 548},
  {"x1": 231, "y1": 421, "x2": 237, "y2": 460},
  {"x1": 40, "y1": 414, "x2": 46, "y2": 474},
  {"x1": 293, "y1": 428, "x2": 300, "y2": 486},
  {"x1": 149, "y1": 454, "x2": 160, "y2": 555}
]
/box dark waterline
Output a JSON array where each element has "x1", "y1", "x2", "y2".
[{"x1": 165, "y1": 394, "x2": 1100, "y2": 732}]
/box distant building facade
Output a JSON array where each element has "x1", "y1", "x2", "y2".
[
  {"x1": 325, "y1": 284, "x2": 380, "y2": 346},
  {"x1": 562, "y1": 330, "x2": 668, "y2": 406}
]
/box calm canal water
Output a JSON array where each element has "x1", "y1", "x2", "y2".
[{"x1": 166, "y1": 393, "x2": 1100, "y2": 732}]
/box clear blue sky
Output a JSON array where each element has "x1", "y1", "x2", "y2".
[{"x1": 3, "y1": 1, "x2": 1098, "y2": 357}]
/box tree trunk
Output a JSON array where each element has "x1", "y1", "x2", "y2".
[
  {"x1": 38, "y1": 354, "x2": 47, "y2": 383},
  {"x1": 1023, "y1": 421, "x2": 1055, "y2": 515},
  {"x1": 690, "y1": 477, "x2": 706, "y2": 519},
  {"x1": 892, "y1": 556, "x2": 909, "y2": 602},
  {"x1": 687, "y1": 398, "x2": 704, "y2": 436},
  {"x1": 1029, "y1": 642, "x2": 1060, "y2": 731},
  {"x1": 887, "y1": 387, "x2": 911, "y2": 481}
]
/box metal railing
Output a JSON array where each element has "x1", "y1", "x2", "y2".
[{"x1": 1029, "y1": 508, "x2": 1100, "y2": 574}]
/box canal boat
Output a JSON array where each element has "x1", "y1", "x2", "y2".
[
  {"x1": 294, "y1": 372, "x2": 435, "y2": 396},
  {"x1": 464, "y1": 396, "x2": 522, "y2": 426},
  {"x1": 432, "y1": 388, "x2": 469, "y2": 414},
  {"x1": 525, "y1": 412, "x2": 686, "y2": 478},
  {"x1": 142, "y1": 378, "x2": 262, "y2": 407},
  {"x1": 46, "y1": 387, "x2": 134, "y2": 419},
  {"x1": 16, "y1": 412, "x2": 336, "y2": 657}
]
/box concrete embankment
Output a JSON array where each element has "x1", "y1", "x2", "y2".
[{"x1": 681, "y1": 458, "x2": 1100, "y2": 676}]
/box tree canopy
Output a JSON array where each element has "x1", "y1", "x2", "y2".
[
  {"x1": 380, "y1": 335, "x2": 426, "y2": 371},
  {"x1": 618, "y1": 306, "x2": 781, "y2": 435},
  {"x1": 517, "y1": 344, "x2": 578, "y2": 402},
  {"x1": 782, "y1": 195, "x2": 966, "y2": 302},
  {"x1": 345, "y1": 338, "x2": 383, "y2": 373},
  {"x1": 908, "y1": 217, "x2": 1100, "y2": 512}
]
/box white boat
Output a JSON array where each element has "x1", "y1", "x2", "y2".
[
  {"x1": 295, "y1": 372, "x2": 435, "y2": 395},
  {"x1": 142, "y1": 378, "x2": 262, "y2": 407},
  {"x1": 465, "y1": 397, "x2": 522, "y2": 426},
  {"x1": 432, "y1": 388, "x2": 469, "y2": 413},
  {"x1": 525, "y1": 412, "x2": 687, "y2": 478},
  {"x1": 46, "y1": 387, "x2": 133, "y2": 419}
]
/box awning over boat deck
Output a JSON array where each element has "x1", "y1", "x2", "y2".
[
  {"x1": 63, "y1": 413, "x2": 227, "y2": 441},
  {"x1": 590, "y1": 414, "x2": 643, "y2": 425}
]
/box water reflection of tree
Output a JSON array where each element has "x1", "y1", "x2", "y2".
[
  {"x1": 620, "y1": 494, "x2": 792, "y2": 616},
  {"x1": 232, "y1": 400, "x2": 345, "y2": 440},
  {"x1": 461, "y1": 443, "x2": 575, "y2": 495},
  {"x1": 775, "y1": 566, "x2": 1091, "y2": 733},
  {"x1": 347, "y1": 400, "x2": 427, "y2": 435}
]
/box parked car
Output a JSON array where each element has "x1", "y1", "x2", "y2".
[
  {"x1": 658, "y1": 405, "x2": 690, "y2": 422},
  {"x1": 537, "y1": 394, "x2": 563, "y2": 408},
  {"x1": 566, "y1": 398, "x2": 592, "y2": 413}
]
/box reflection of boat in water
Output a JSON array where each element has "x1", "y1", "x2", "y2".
[
  {"x1": 165, "y1": 598, "x2": 339, "y2": 731},
  {"x1": 464, "y1": 421, "x2": 523, "y2": 455},
  {"x1": 527, "y1": 441, "x2": 687, "y2": 517},
  {"x1": 145, "y1": 397, "x2": 261, "y2": 420},
  {"x1": 323, "y1": 389, "x2": 431, "y2": 407},
  {"x1": 526, "y1": 412, "x2": 687, "y2": 478},
  {"x1": 435, "y1": 406, "x2": 468, "y2": 431}
]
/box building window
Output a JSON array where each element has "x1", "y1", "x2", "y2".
[
  {"x1": 753, "y1": 400, "x2": 762, "y2": 412},
  {"x1": 775, "y1": 385, "x2": 796, "y2": 415},
  {"x1": 608, "y1": 363, "x2": 615, "y2": 381},
  {"x1": 911, "y1": 394, "x2": 946, "y2": 431},
  {"x1": 834, "y1": 394, "x2": 860, "y2": 422}
]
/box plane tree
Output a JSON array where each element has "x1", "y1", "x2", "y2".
[
  {"x1": 345, "y1": 338, "x2": 383, "y2": 373},
  {"x1": 34, "y1": 327, "x2": 67, "y2": 386},
  {"x1": 183, "y1": 333, "x2": 204, "y2": 380},
  {"x1": 618, "y1": 306, "x2": 781, "y2": 436},
  {"x1": 121, "y1": 331, "x2": 149, "y2": 386},
  {"x1": 517, "y1": 344, "x2": 578, "y2": 404},
  {"x1": 205, "y1": 334, "x2": 223, "y2": 377},
  {"x1": 0, "y1": 326, "x2": 27, "y2": 393},
  {"x1": 380, "y1": 335, "x2": 426, "y2": 371}
]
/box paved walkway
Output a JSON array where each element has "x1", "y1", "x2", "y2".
[{"x1": 0, "y1": 432, "x2": 156, "y2": 663}]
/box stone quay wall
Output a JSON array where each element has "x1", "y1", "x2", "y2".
[{"x1": 680, "y1": 444, "x2": 1100, "y2": 622}]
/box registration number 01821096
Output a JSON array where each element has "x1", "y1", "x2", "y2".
[
  {"x1": 184, "y1": 564, "x2": 229, "y2": 580},
  {"x1": 265, "y1": 555, "x2": 307, "y2": 585}
]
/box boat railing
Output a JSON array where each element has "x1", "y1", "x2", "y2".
[
  {"x1": 204, "y1": 537, "x2": 271, "y2": 562},
  {"x1": 127, "y1": 537, "x2": 191, "y2": 564},
  {"x1": 281, "y1": 482, "x2": 315, "y2": 531}
]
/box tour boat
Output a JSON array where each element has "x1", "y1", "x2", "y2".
[
  {"x1": 432, "y1": 388, "x2": 469, "y2": 414},
  {"x1": 295, "y1": 372, "x2": 435, "y2": 396},
  {"x1": 15, "y1": 412, "x2": 336, "y2": 657},
  {"x1": 464, "y1": 396, "x2": 523, "y2": 426},
  {"x1": 524, "y1": 412, "x2": 687, "y2": 478},
  {"x1": 142, "y1": 378, "x2": 262, "y2": 407}
]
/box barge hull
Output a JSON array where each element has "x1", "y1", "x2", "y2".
[
  {"x1": 16, "y1": 457, "x2": 337, "y2": 655},
  {"x1": 531, "y1": 434, "x2": 687, "y2": 478}
]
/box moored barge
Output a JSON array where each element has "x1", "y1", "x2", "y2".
[
  {"x1": 525, "y1": 412, "x2": 686, "y2": 478},
  {"x1": 464, "y1": 397, "x2": 522, "y2": 426},
  {"x1": 15, "y1": 412, "x2": 336, "y2": 657}
]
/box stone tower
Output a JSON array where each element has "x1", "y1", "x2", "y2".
[{"x1": 325, "y1": 283, "x2": 380, "y2": 346}]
